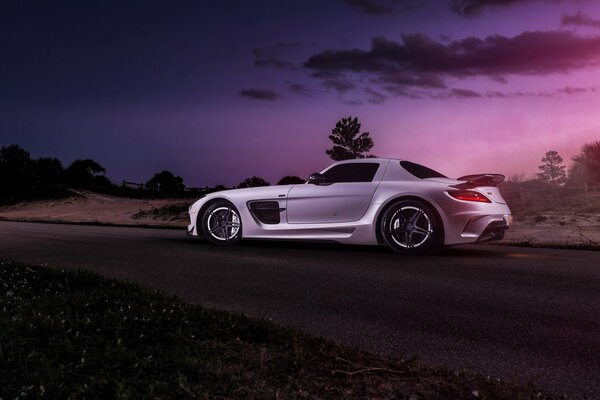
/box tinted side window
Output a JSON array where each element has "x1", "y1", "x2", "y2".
[
  {"x1": 323, "y1": 163, "x2": 379, "y2": 183},
  {"x1": 400, "y1": 161, "x2": 446, "y2": 179}
]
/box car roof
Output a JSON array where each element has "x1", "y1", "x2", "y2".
[{"x1": 331, "y1": 158, "x2": 402, "y2": 164}]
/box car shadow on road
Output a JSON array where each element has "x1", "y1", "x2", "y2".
[
  {"x1": 241, "y1": 239, "x2": 394, "y2": 254},
  {"x1": 175, "y1": 236, "x2": 392, "y2": 254},
  {"x1": 174, "y1": 235, "x2": 509, "y2": 258},
  {"x1": 442, "y1": 245, "x2": 510, "y2": 258}
]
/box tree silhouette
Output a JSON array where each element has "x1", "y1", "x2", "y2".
[
  {"x1": 537, "y1": 150, "x2": 567, "y2": 185},
  {"x1": 237, "y1": 176, "x2": 270, "y2": 188},
  {"x1": 0, "y1": 145, "x2": 68, "y2": 202},
  {"x1": 0, "y1": 144, "x2": 35, "y2": 199},
  {"x1": 146, "y1": 170, "x2": 185, "y2": 193},
  {"x1": 326, "y1": 117, "x2": 374, "y2": 161},
  {"x1": 34, "y1": 157, "x2": 65, "y2": 188},
  {"x1": 277, "y1": 176, "x2": 304, "y2": 185},
  {"x1": 568, "y1": 141, "x2": 600, "y2": 185},
  {"x1": 65, "y1": 159, "x2": 107, "y2": 188},
  {"x1": 506, "y1": 173, "x2": 525, "y2": 184}
]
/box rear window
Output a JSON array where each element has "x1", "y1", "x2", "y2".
[{"x1": 400, "y1": 161, "x2": 446, "y2": 179}]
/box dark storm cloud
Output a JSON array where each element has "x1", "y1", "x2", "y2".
[
  {"x1": 288, "y1": 83, "x2": 313, "y2": 96},
  {"x1": 343, "y1": 0, "x2": 395, "y2": 14},
  {"x1": 310, "y1": 70, "x2": 342, "y2": 79},
  {"x1": 364, "y1": 88, "x2": 387, "y2": 103},
  {"x1": 550, "y1": 86, "x2": 598, "y2": 96},
  {"x1": 396, "y1": 85, "x2": 598, "y2": 100},
  {"x1": 253, "y1": 43, "x2": 298, "y2": 69},
  {"x1": 428, "y1": 88, "x2": 482, "y2": 99},
  {"x1": 239, "y1": 88, "x2": 281, "y2": 100},
  {"x1": 343, "y1": 0, "x2": 419, "y2": 15},
  {"x1": 556, "y1": 86, "x2": 588, "y2": 94},
  {"x1": 304, "y1": 31, "x2": 600, "y2": 99},
  {"x1": 450, "y1": 88, "x2": 482, "y2": 97},
  {"x1": 373, "y1": 71, "x2": 446, "y2": 89},
  {"x1": 322, "y1": 78, "x2": 356, "y2": 92},
  {"x1": 485, "y1": 85, "x2": 598, "y2": 98},
  {"x1": 562, "y1": 13, "x2": 600, "y2": 28},
  {"x1": 450, "y1": 0, "x2": 549, "y2": 16}
]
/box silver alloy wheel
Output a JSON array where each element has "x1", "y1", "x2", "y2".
[
  {"x1": 206, "y1": 206, "x2": 241, "y2": 241},
  {"x1": 389, "y1": 205, "x2": 433, "y2": 249}
]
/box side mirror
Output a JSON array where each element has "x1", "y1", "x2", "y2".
[{"x1": 307, "y1": 172, "x2": 327, "y2": 185}]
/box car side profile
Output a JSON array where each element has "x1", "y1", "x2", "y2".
[{"x1": 187, "y1": 158, "x2": 512, "y2": 254}]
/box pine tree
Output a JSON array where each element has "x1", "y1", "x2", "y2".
[
  {"x1": 326, "y1": 117, "x2": 374, "y2": 161},
  {"x1": 537, "y1": 150, "x2": 567, "y2": 185}
]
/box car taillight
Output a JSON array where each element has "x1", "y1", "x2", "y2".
[{"x1": 447, "y1": 190, "x2": 491, "y2": 203}]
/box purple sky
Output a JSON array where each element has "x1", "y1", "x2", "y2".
[{"x1": 2, "y1": 0, "x2": 600, "y2": 186}]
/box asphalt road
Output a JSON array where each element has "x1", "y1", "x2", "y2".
[{"x1": 1, "y1": 221, "x2": 599, "y2": 398}]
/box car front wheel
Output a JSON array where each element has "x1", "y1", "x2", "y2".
[
  {"x1": 201, "y1": 202, "x2": 242, "y2": 245},
  {"x1": 380, "y1": 200, "x2": 443, "y2": 255}
]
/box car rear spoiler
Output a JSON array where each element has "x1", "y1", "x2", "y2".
[{"x1": 454, "y1": 174, "x2": 505, "y2": 188}]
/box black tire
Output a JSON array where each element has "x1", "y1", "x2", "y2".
[
  {"x1": 200, "y1": 202, "x2": 242, "y2": 246},
  {"x1": 379, "y1": 199, "x2": 443, "y2": 255}
]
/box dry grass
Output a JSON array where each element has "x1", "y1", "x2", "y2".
[
  {"x1": 0, "y1": 189, "x2": 190, "y2": 227},
  {"x1": 1, "y1": 189, "x2": 599, "y2": 250},
  {"x1": 499, "y1": 193, "x2": 600, "y2": 249}
]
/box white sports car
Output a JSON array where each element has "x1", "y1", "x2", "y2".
[{"x1": 188, "y1": 158, "x2": 512, "y2": 254}]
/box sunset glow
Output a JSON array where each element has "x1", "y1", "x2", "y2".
[{"x1": 2, "y1": 0, "x2": 600, "y2": 186}]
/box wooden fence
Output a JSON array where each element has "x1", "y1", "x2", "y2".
[
  {"x1": 121, "y1": 180, "x2": 213, "y2": 193},
  {"x1": 499, "y1": 183, "x2": 600, "y2": 211}
]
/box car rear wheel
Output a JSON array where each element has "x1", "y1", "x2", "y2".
[
  {"x1": 201, "y1": 202, "x2": 242, "y2": 245},
  {"x1": 380, "y1": 200, "x2": 442, "y2": 255}
]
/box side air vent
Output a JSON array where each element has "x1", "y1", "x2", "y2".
[{"x1": 249, "y1": 201, "x2": 283, "y2": 224}]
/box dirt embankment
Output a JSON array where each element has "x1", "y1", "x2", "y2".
[
  {"x1": 1, "y1": 190, "x2": 599, "y2": 249},
  {"x1": 0, "y1": 190, "x2": 191, "y2": 228},
  {"x1": 502, "y1": 212, "x2": 600, "y2": 249}
]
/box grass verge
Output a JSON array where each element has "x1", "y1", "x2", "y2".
[
  {"x1": 0, "y1": 217, "x2": 183, "y2": 230},
  {"x1": 1, "y1": 260, "x2": 562, "y2": 399}
]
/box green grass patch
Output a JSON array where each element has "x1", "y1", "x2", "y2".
[{"x1": 0, "y1": 260, "x2": 562, "y2": 399}]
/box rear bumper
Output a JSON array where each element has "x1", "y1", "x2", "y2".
[
  {"x1": 437, "y1": 192, "x2": 512, "y2": 245},
  {"x1": 477, "y1": 219, "x2": 509, "y2": 243}
]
